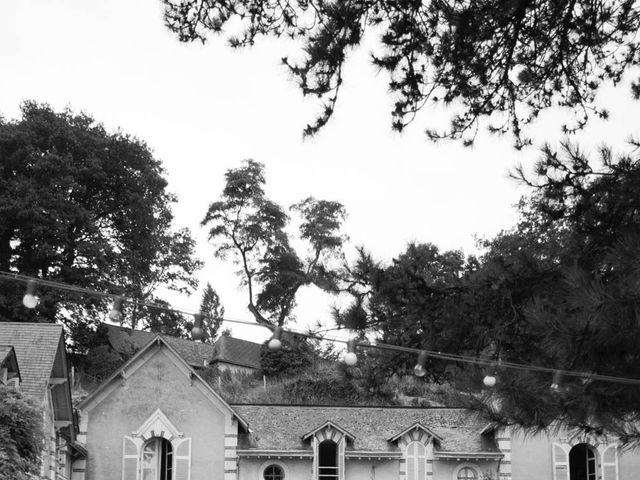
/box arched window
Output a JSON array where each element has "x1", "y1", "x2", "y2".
[
  {"x1": 141, "y1": 438, "x2": 173, "y2": 480},
  {"x1": 318, "y1": 440, "x2": 338, "y2": 479},
  {"x1": 569, "y1": 444, "x2": 597, "y2": 480},
  {"x1": 406, "y1": 441, "x2": 427, "y2": 480},
  {"x1": 457, "y1": 466, "x2": 477, "y2": 480},
  {"x1": 263, "y1": 464, "x2": 285, "y2": 480}
]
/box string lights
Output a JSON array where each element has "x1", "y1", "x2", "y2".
[
  {"x1": 3, "y1": 270, "x2": 640, "y2": 388},
  {"x1": 192, "y1": 313, "x2": 205, "y2": 341},
  {"x1": 22, "y1": 279, "x2": 38, "y2": 308},
  {"x1": 413, "y1": 351, "x2": 428, "y2": 378},
  {"x1": 268, "y1": 326, "x2": 283, "y2": 351},
  {"x1": 344, "y1": 339, "x2": 358, "y2": 366},
  {"x1": 108, "y1": 296, "x2": 124, "y2": 322}
]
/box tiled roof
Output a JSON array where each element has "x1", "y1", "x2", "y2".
[
  {"x1": 105, "y1": 324, "x2": 215, "y2": 367},
  {"x1": 232, "y1": 405, "x2": 498, "y2": 453},
  {"x1": 105, "y1": 324, "x2": 262, "y2": 369},
  {"x1": 0, "y1": 322, "x2": 63, "y2": 402},
  {"x1": 212, "y1": 336, "x2": 262, "y2": 369}
]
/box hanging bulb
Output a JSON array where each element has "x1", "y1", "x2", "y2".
[
  {"x1": 344, "y1": 340, "x2": 358, "y2": 366},
  {"x1": 22, "y1": 280, "x2": 39, "y2": 309},
  {"x1": 483, "y1": 375, "x2": 497, "y2": 388},
  {"x1": 268, "y1": 326, "x2": 283, "y2": 351},
  {"x1": 413, "y1": 351, "x2": 428, "y2": 378},
  {"x1": 550, "y1": 370, "x2": 563, "y2": 393},
  {"x1": 108, "y1": 296, "x2": 124, "y2": 322},
  {"x1": 191, "y1": 313, "x2": 204, "y2": 341}
]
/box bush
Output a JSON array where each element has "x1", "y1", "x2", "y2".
[
  {"x1": 260, "y1": 335, "x2": 313, "y2": 377},
  {"x1": 0, "y1": 385, "x2": 44, "y2": 480}
]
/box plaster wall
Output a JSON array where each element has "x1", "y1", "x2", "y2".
[
  {"x1": 619, "y1": 447, "x2": 640, "y2": 479},
  {"x1": 83, "y1": 347, "x2": 230, "y2": 480},
  {"x1": 345, "y1": 458, "x2": 400, "y2": 479},
  {"x1": 239, "y1": 457, "x2": 313, "y2": 480},
  {"x1": 510, "y1": 430, "x2": 553, "y2": 480},
  {"x1": 216, "y1": 362, "x2": 257, "y2": 375},
  {"x1": 432, "y1": 459, "x2": 498, "y2": 480}
]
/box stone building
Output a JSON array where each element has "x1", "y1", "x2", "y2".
[
  {"x1": 0, "y1": 322, "x2": 83, "y2": 480},
  {"x1": 73, "y1": 333, "x2": 640, "y2": 480}
]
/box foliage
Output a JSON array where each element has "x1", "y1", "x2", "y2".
[
  {"x1": 0, "y1": 385, "x2": 44, "y2": 480},
  {"x1": 260, "y1": 335, "x2": 314, "y2": 377},
  {"x1": 0, "y1": 102, "x2": 202, "y2": 348},
  {"x1": 338, "y1": 141, "x2": 640, "y2": 444},
  {"x1": 183, "y1": 283, "x2": 225, "y2": 343},
  {"x1": 202, "y1": 159, "x2": 346, "y2": 326},
  {"x1": 162, "y1": 0, "x2": 640, "y2": 147}
]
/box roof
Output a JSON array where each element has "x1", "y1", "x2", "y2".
[
  {"x1": 232, "y1": 405, "x2": 500, "y2": 453},
  {"x1": 0, "y1": 322, "x2": 64, "y2": 401},
  {"x1": 0, "y1": 345, "x2": 21, "y2": 381},
  {"x1": 105, "y1": 324, "x2": 262, "y2": 369},
  {"x1": 105, "y1": 324, "x2": 216, "y2": 367},
  {"x1": 78, "y1": 335, "x2": 249, "y2": 431},
  {"x1": 212, "y1": 335, "x2": 262, "y2": 369}
]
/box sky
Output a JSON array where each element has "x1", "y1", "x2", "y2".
[{"x1": 1, "y1": 0, "x2": 637, "y2": 342}]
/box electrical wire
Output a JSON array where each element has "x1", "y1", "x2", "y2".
[{"x1": 2, "y1": 270, "x2": 640, "y2": 386}]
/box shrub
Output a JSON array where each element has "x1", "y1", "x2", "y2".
[{"x1": 0, "y1": 385, "x2": 44, "y2": 480}]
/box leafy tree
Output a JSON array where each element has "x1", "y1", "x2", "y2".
[
  {"x1": 0, "y1": 102, "x2": 202, "y2": 347},
  {"x1": 0, "y1": 385, "x2": 44, "y2": 480},
  {"x1": 162, "y1": 0, "x2": 640, "y2": 147},
  {"x1": 202, "y1": 159, "x2": 347, "y2": 326},
  {"x1": 183, "y1": 282, "x2": 225, "y2": 343},
  {"x1": 339, "y1": 141, "x2": 640, "y2": 444}
]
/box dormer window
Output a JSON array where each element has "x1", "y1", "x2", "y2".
[
  {"x1": 406, "y1": 441, "x2": 427, "y2": 480},
  {"x1": 302, "y1": 421, "x2": 354, "y2": 480},
  {"x1": 318, "y1": 440, "x2": 339, "y2": 480}
]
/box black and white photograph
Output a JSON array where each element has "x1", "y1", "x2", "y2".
[{"x1": 1, "y1": 1, "x2": 640, "y2": 479}]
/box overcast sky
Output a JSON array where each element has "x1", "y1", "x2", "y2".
[{"x1": 2, "y1": 0, "x2": 637, "y2": 342}]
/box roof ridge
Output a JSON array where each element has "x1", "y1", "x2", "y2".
[
  {"x1": 230, "y1": 403, "x2": 470, "y2": 409},
  {"x1": 0, "y1": 322, "x2": 62, "y2": 327}
]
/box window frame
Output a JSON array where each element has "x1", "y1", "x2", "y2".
[
  {"x1": 452, "y1": 463, "x2": 479, "y2": 480},
  {"x1": 405, "y1": 440, "x2": 427, "y2": 480},
  {"x1": 258, "y1": 460, "x2": 288, "y2": 480}
]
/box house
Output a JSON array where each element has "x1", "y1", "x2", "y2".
[
  {"x1": 0, "y1": 344, "x2": 21, "y2": 387},
  {"x1": 75, "y1": 332, "x2": 640, "y2": 480},
  {"x1": 104, "y1": 324, "x2": 262, "y2": 372},
  {"x1": 0, "y1": 322, "x2": 82, "y2": 480}
]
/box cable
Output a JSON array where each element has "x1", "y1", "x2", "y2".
[{"x1": 2, "y1": 270, "x2": 640, "y2": 386}]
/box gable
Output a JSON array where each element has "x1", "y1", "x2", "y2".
[
  {"x1": 0, "y1": 322, "x2": 63, "y2": 401},
  {"x1": 79, "y1": 335, "x2": 247, "y2": 429},
  {"x1": 105, "y1": 324, "x2": 216, "y2": 367}
]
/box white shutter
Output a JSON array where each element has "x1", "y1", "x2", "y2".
[
  {"x1": 173, "y1": 437, "x2": 191, "y2": 480},
  {"x1": 122, "y1": 436, "x2": 139, "y2": 480},
  {"x1": 552, "y1": 443, "x2": 569, "y2": 480},
  {"x1": 601, "y1": 444, "x2": 619, "y2": 480},
  {"x1": 338, "y1": 439, "x2": 345, "y2": 480}
]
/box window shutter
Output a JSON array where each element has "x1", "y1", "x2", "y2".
[
  {"x1": 552, "y1": 443, "x2": 568, "y2": 480},
  {"x1": 122, "y1": 436, "x2": 139, "y2": 480},
  {"x1": 601, "y1": 445, "x2": 618, "y2": 480},
  {"x1": 173, "y1": 438, "x2": 191, "y2": 480}
]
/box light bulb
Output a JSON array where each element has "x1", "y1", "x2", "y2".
[
  {"x1": 344, "y1": 352, "x2": 358, "y2": 366},
  {"x1": 22, "y1": 294, "x2": 38, "y2": 309},
  {"x1": 22, "y1": 280, "x2": 38, "y2": 309},
  {"x1": 414, "y1": 363, "x2": 427, "y2": 378},
  {"x1": 268, "y1": 327, "x2": 283, "y2": 351},
  {"x1": 414, "y1": 351, "x2": 428, "y2": 378},
  {"x1": 268, "y1": 338, "x2": 282, "y2": 351},
  {"x1": 191, "y1": 313, "x2": 204, "y2": 341},
  {"x1": 109, "y1": 296, "x2": 124, "y2": 322},
  {"x1": 483, "y1": 375, "x2": 497, "y2": 388}
]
